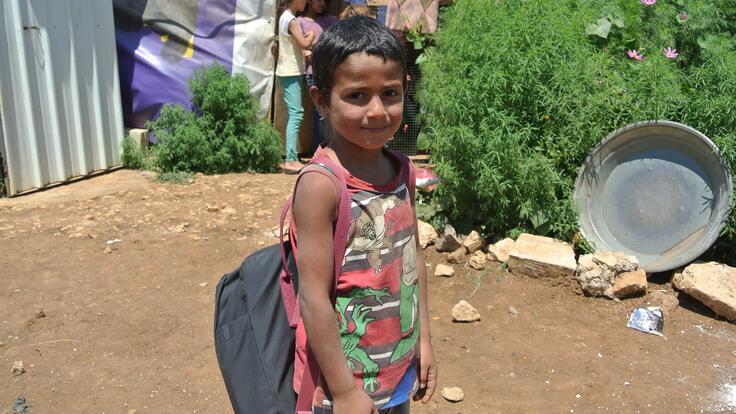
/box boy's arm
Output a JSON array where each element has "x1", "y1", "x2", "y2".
[
  {"x1": 294, "y1": 173, "x2": 377, "y2": 414},
  {"x1": 410, "y1": 174, "x2": 438, "y2": 403},
  {"x1": 288, "y1": 20, "x2": 315, "y2": 49}
]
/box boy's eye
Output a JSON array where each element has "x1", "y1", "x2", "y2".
[
  {"x1": 347, "y1": 92, "x2": 365, "y2": 100},
  {"x1": 384, "y1": 89, "x2": 401, "y2": 98}
]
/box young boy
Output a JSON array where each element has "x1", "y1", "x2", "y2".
[{"x1": 292, "y1": 16, "x2": 437, "y2": 414}]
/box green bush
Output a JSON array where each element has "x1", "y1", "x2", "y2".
[
  {"x1": 121, "y1": 135, "x2": 153, "y2": 170},
  {"x1": 146, "y1": 64, "x2": 282, "y2": 174},
  {"x1": 420, "y1": 0, "x2": 736, "y2": 261}
]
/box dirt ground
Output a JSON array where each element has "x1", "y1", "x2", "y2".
[{"x1": 1, "y1": 169, "x2": 735, "y2": 414}]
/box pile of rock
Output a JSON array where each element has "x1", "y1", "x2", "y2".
[{"x1": 419, "y1": 219, "x2": 735, "y2": 322}]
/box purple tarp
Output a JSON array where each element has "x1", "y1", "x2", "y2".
[{"x1": 114, "y1": 0, "x2": 238, "y2": 128}]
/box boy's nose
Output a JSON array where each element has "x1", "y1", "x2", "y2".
[{"x1": 366, "y1": 95, "x2": 387, "y2": 119}]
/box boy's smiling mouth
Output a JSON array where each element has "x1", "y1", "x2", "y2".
[{"x1": 362, "y1": 125, "x2": 390, "y2": 133}]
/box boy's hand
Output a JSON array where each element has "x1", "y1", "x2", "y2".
[
  {"x1": 333, "y1": 386, "x2": 378, "y2": 414},
  {"x1": 414, "y1": 339, "x2": 437, "y2": 403}
]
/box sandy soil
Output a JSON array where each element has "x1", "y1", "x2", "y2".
[{"x1": 1, "y1": 169, "x2": 734, "y2": 414}]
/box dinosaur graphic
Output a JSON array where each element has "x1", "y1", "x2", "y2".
[{"x1": 336, "y1": 287, "x2": 391, "y2": 393}]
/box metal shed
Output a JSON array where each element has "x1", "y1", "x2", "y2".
[{"x1": 0, "y1": 0, "x2": 124, "y2": 196}]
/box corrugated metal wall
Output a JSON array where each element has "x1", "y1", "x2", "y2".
[{"x1": 0, "y1": 0, "x2": 124, "y2": 196}]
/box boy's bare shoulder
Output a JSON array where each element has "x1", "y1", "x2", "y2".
[{"x1": 293, "y1": 167, "x2": 339, "y2": 219}]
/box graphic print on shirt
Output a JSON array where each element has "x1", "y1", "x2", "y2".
[
  {"x1": 350, "y1": 195, "x2": 405, "y2": 273},
  {"x1": 337, "y1": 190, "x2": 420, "y2": 395},
  {"x1": 390, "y1": 234, "x2": 419, "y2": 363},
  {"x1": 335, "y1": 287, "x2": 391, "y2": 393}
]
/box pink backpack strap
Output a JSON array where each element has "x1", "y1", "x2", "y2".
[{"x1": 275, "y1": 156, "x2": 351, "y2": 414}]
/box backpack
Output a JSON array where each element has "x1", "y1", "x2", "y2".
[{"x1": 213, "y1": 158, "x2": 352, "y2": 414}]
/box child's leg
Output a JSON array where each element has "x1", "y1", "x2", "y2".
[
  {"x1": 305, "y1": 74, "x2": 322, "y2": 153},
  {"x1": 278, "y1": 75, "x2": 304, "y2": 162}
]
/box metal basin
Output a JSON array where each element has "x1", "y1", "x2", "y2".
[{"x1": 573, "y1": 121, "x2": 733, "y2": 273}]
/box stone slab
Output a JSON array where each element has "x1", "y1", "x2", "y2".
[{"x1": 508, "y1": 233, "x2": 576, "y2": 278}]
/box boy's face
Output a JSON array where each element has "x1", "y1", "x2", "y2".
[{"x1": 313, "y1": 52, "x2": 404, "y2": 151}]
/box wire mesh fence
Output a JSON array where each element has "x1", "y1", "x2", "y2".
[{"x1": 387, "y1": 60, "x2": 421, "y2": 156}]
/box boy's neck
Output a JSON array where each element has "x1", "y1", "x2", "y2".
[
  {"x1": 325, "y1": 139, "x2": 393, "y2": 184},
  {"x1": 305, "y1": 11, "x2": 318, "y2": 18}
]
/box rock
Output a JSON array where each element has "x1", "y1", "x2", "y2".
[
  {"x1": 205, "y1": 203, "x2": 221, "y2": 212},
  {"x1": 434, "y1": 264, "x2": 455, "y2": 277},
  {"x1": 441, "y1": 386, "x2": 464, "y2": 402},
  {"x1": 198, "y1": 282, "x2": 208, "y2": 287},
  {"x1": 649, "y1": 291, "x2": 680, "y2": 314},
  {"x1": 673, "y1": 262, "x2": 736, "y2": 322},
  {"x1": 593, "y1": 251, "x2": 638, "y2": 273},
  {"x1": 507, "y1": 234, "x2": 576, "y2": 279},
  {"x1": 487, "y1": 238, "x2": 515, "y2": 263},
  {"x1": 11, "y1": 361, "x2": 25, "y2": 376},
  {"x1": 462, "y1": 230, "x2": 483, "y2": 254},
  {"x1": 452, "y1": 300, "x2": 480, "y2": 322},
  {"x1": 508, "y1": 305, "x2": 519, "y2": 315},
  {"x1": 435, "y1": 225, "x2": 463, "y2": 252},
  {"x1": 469, "y1": 251, "x2": 486, "y2": 270},
  {"x1": 447, "y1": 247, "x2": 466, "y2": 264},
  {"x1": 435, "y1": 235, "x2": 462, "y2": 253},
  {"x1": 12, "y1": 396, "x2": 29, "y2": 414},
  {"x1": 444, "y1": 224, "x2": 458, "y2": 238},
  {"x1": 35, "y1": 309, "x2": 46, "y2": 319},
  {"x1": 576, "y1": 251, "x2": 640, "y2": 298},
  {"x1": 104, "y1": 247, "x2": 113, "y2": 254},
  {"x1": 612, "y1": 269, "x2": 648, "y2": 298},
  {"x1": 222, "y1": 207, "x2": 238, "y2": 216},
  {"x1": 169, "y1": 223, "x2": 190, "y2": 233},
  {"x1": 417, "y1": 220, "x2": 439, "y2": 249}
]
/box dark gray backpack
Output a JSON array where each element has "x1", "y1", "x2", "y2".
[{"x1": 213, "y1": 159, "x2": 351, "y2": 414}]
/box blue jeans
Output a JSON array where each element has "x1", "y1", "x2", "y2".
[
  {"x1": 278, "y1": 75, "x2": 303, "y2": 161},
  {"x1": 305, "y1": 74, "x2": 323, "y2": 153}
]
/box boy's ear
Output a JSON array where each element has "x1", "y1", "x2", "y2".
[{"x1": 309, "y1": 85, "x2": 329, "y2": 117}]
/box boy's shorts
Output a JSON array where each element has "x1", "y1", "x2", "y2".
[{"x1": 312, "y1": 401, "x2": 409, "y2": 414}]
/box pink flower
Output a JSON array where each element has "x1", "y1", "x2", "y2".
[
  {"x1": 627, "y1": 50, "x2": 644, "y2": 61},
  {"x1": 663, "y1": 47, "x2": 679, "y2": 59},
  {"x1": 678, "y1": 12, "x2": 688, "y2": 21},
  {"x1": 641, "y1": 0, "x2": 656, "y2": 5}
]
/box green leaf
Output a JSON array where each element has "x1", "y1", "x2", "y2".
[
  {"x1": 585, "y1": 18, "x2": 612, "y2": 39},
  {"x1": 416, "y1": 131, "x2": 430, "y2": 150},
  {"x1": 413, "y1": 39, "x2": 423, "y2": 50},
  {"x1": 415, "y1": 53, "x2": 428, "y2": 65}
]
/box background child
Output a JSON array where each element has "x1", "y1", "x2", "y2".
[
  {"x1": 276, "y1": 0, "x2": 315, "y2": 173},
  {"x1": 297, "y1": 0, "x2": 338, "y2": 152},
  {"x1": 338, "y1": 4, "x2": 371, "y2": 19},
  {"x1": 292, "y1": 16, "x2": 437, "y2": 414}
]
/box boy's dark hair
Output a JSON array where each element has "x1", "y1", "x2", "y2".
[{"x1": 312, "y1": 16, "x2": 406, "y2": 102}]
